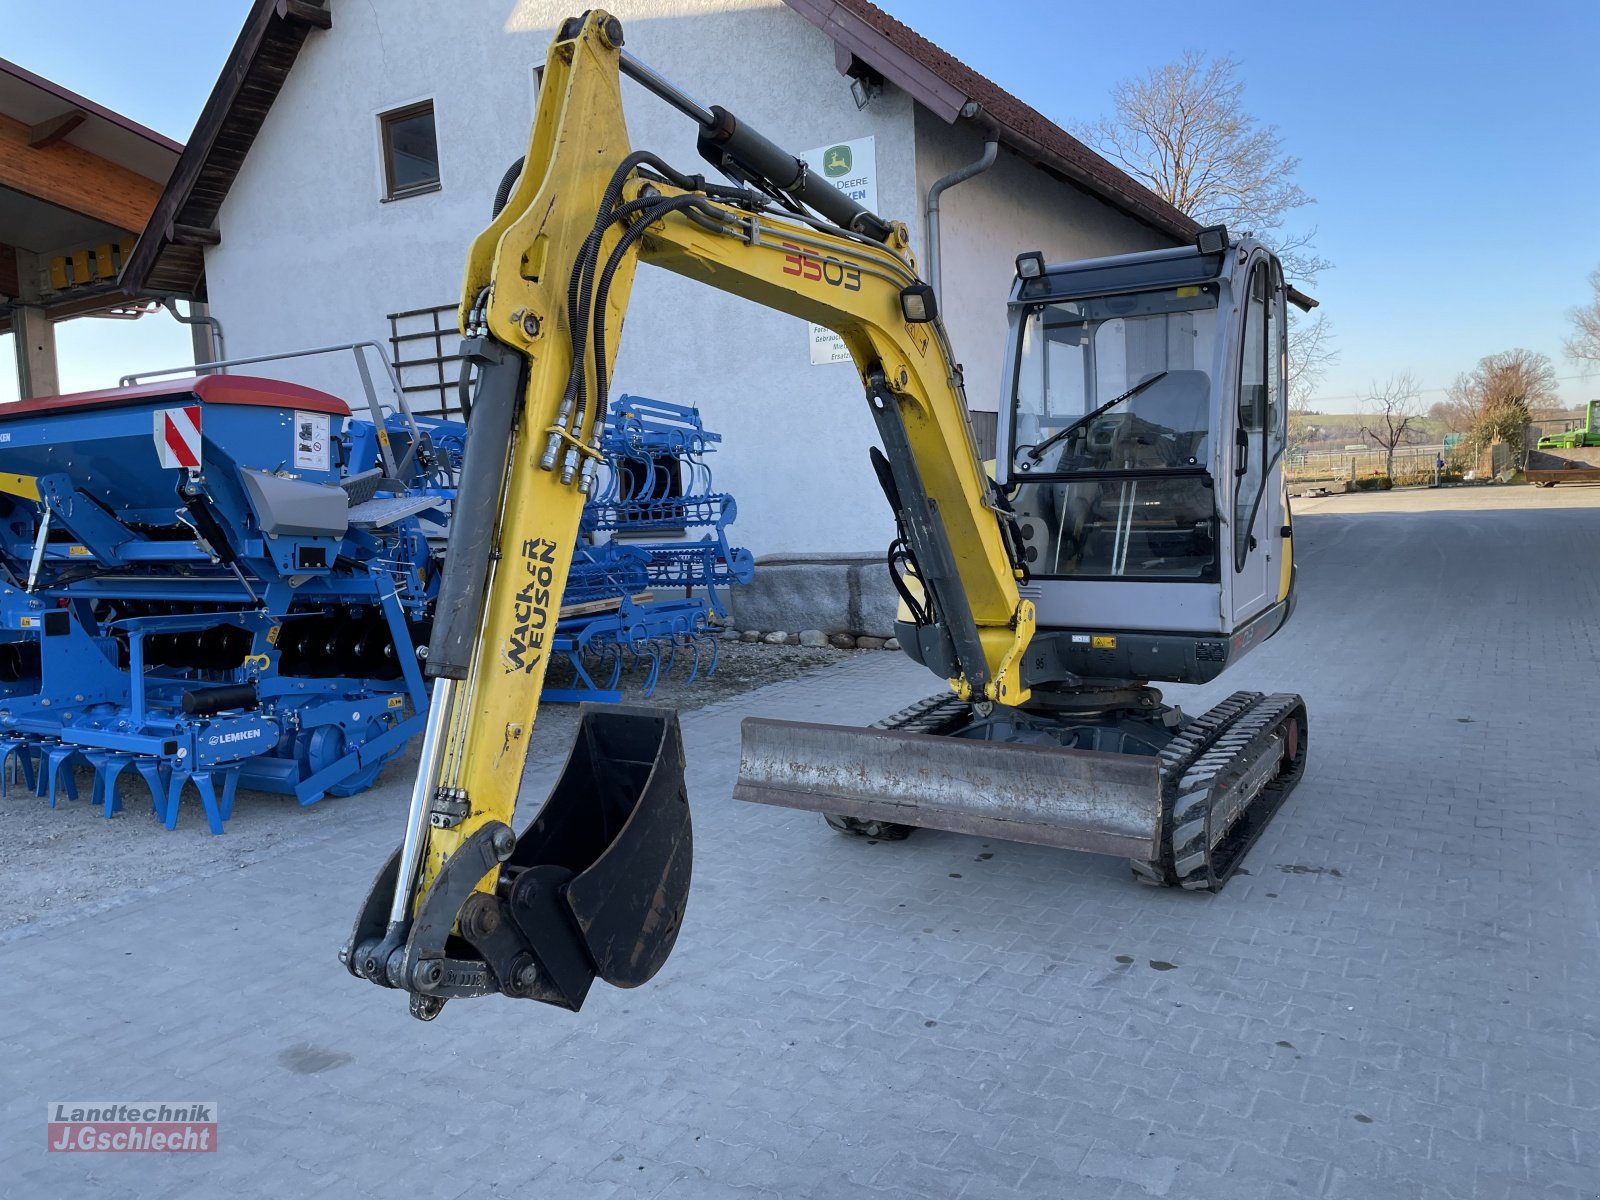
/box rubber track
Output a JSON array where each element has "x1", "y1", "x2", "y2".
[
  {"x1": 871, "y1": 693, "x2": 971, "y2": 735},
  {"x1": 1127, "y1": 691, "x2": 1260, "y2": 885},
  {"x1": 1164, "y1": 692, "x2": 1309, "y2": 891}
]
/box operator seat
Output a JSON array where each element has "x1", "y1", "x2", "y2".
[{"x1": 1129, "y1": 370, "x2": 1211, "y2": 465}]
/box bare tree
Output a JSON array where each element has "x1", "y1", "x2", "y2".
[
  {"x1": 1445, "y1": 348, "x2": 1560, "y2": 457},
  {"x1": 1288, "y1": 309, "x2": 1336, "y2": 415},
  {"x1": 1430, "y1": 392, "x2": 1478, "y2": 434},
  {"x1": 1078, "y1": 51, "x2": 1330, "y2": 285},
  {"x1": 1359, "y1": 373, "x2": 1423, "y2": 478},
  {"x1": 1078, "y1": 51, "x2": 1335, "y2": 406},
  {"x1": 1566, "y1": 267, "x2": 1600, "y2": 368}
]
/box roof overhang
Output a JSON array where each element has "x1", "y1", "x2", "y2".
[
  {"x1": 0, "y1": 58, "x2": 181, "y2": 326},
  {"x1": 783, "y1": 0, "x2": 1201, "y2": 245},
  {"x1": 120, "y1": 0, "x2": 331, "y2": 300}
]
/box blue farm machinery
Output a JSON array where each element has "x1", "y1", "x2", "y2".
[
  {"x1": 0, "y1": 352, "x2": 749, "y2": 832},
  {"x1": 549, "y1": 395, "x2": 752, "y2": 701},
  {"x1": 0, "y1": 366, "x2": 464, "y2": 832}
]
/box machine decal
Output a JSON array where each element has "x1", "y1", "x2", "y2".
[
  {"x1": 780, "y1": 242, "x2": 861, "y2": 291},
  {"x1": 293, "y1": 411, "x2": 331, "y2": 472},
  {"x1": 1091, "y1": 635, "x2": 1117, "y2": 649},
  {"x1": 206, "y1": 729, "x2": 265, "y2": 747},
  {"x1": 504, "y1": 536, "x2": 558, "y2": 673},
  {"x1": 153, "y1": 406, "x2": 202, "y2": 470}
]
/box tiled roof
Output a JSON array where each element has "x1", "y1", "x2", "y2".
[{"x1": 785, "y1": 0, "x2": 1200, "y2": 243}]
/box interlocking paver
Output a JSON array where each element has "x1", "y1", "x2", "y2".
[{"x1": 2, "y1": 489, "x2": 1599, "y2": 1199}]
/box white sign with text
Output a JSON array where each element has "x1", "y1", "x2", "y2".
[{"x1": 799, "y1": 136, "x2": 877, "y2": 365}]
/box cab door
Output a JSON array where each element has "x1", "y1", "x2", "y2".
[{"x1": 1229, "y1": 256, "x2": 1283, "y2": 625}]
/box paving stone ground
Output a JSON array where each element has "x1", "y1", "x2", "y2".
[{"x1": 2, "y1": 485, "x2": 1598, "y2": 1199}]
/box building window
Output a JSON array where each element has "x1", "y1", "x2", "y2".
[{"x1": 380, "y1": 101, "x2": 439, "y2": 200}]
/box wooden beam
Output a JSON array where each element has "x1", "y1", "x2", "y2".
[
  {"x1": 39, "y1": 287, "x2": 151, "y2": 323},
  {"x1": 275, "y1": 0, "x2": 331, "y2": 29},
  {"x1": 122, "y1": 0, "x2": 330, "y2": 295},
  {"x1": 168, "y1": 222, "x2": 221, "y2": 247},
  {"x1": 0, "y1": 113, "x2": 162, "y2": 234},
  {"x1": 28, "y1": 109, "x2": 87, "y2": 148}
]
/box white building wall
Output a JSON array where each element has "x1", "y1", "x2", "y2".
[
  {"x1": 913, "y1": 108, "x2": 1176, "y2": 416},
  {"x1": 204, "y1": 0, "x2": 919, "y2": 556}
]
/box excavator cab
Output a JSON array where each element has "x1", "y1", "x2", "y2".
[{"x1": 991, "y1": 236, "x2": 1297, "y2": 692}]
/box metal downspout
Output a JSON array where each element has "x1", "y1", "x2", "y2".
[
  {"x1": 925, "y1": 123, "x2": 999, "y2": 306},
  {"x1": 160, "y1": 298, "x2": 228, "y2": 372}
]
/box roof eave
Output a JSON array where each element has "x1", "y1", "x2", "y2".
[
  {"x1": 120, "y1": 0, "x2": 329, "y2": 298},
  {"x1": 0, "y1": 56, "x2": 184, "y2": 154},
  {"x1": 787, "y1": 0, "x2": 970, "y2": 122},
  {"x1": 783, "y1": 0, "x2": 1200, "y2": 245}
]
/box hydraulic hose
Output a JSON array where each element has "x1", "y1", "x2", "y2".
[{"x1": 492, "y1": 157, "x2": 525, "y2": 218}]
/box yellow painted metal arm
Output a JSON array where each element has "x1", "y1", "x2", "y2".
[{"x1": 413, "y1": 14, "x2": 640, "y2": 897}]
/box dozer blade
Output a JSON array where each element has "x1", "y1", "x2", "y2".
[
  {"x1": 343, "y1": 704, "x2": 691, "y2": 1017},
  {"x1": 735, "y1": 717, "x2": 1162, "y2": 860}
]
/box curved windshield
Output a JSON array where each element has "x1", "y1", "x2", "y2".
[{"x1": 1011, "y1": 287, "x2": 1219, "y2": 475}]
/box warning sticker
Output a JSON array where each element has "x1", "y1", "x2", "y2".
[
  {"x1": 293, "y1": 411, "x2": 330, "y2": 472},
  {"x1": 1091, "y1": 635, "x2": 1117, "y2": 649}
]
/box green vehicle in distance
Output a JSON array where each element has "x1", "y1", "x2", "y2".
[{"x1": 1538, "y1": 400, "x2": 1600, "y2": 450}]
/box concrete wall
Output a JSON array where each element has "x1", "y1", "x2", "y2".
[
  {"x1": 913, "y1": 108, "x2": 1176, "y2": 416},
  {"x1": 203, "y1": 0, "x2": 915, "y2": 557}
]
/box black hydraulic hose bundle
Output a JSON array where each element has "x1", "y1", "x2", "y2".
[
  {"x1": 491, "y1": 156, "x2": 525, "y2": 218},
  {"x1": 558, "y1": 153, "x2": 705, "y2": 440},
  {"x1": 869, "y1": 445, "x2": 933, "y2": 628}
]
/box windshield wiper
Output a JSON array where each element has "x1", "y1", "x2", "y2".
[{"x1": 1024, "y1": 370, "x2": 1169, "y2": 464}]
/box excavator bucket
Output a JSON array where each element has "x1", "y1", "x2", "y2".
[
  {"x1": 342, "y1": 704, "x2": 691, "y2": 1016},
  {"x1": 734, "y1": 718, "x2": 1163, "y2": 860},
  {"x1": 507, "y1": 703, "x2": 693, "y2": 992}
]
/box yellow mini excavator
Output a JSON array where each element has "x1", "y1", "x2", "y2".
[{"x1": 342, "y1": 11, "x2": 1310, "y2": 1020}]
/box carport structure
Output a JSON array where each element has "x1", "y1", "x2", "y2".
[{"x1": 0, "y1": 58, "x2": 181, "y2": 398}]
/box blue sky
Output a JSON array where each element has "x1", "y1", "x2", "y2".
[{"x1": 6, "y1": 0, "x2": 1598, "y2": 410}]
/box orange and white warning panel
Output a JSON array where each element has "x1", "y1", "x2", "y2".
[{"x1": 153, "y1": 406, "x2": 202, "y2": 470}]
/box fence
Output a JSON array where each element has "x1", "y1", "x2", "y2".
[{"x1": 1284, "y1": 443, "x2": 1456, "y2": 484}]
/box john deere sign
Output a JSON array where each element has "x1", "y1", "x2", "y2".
[{"x1": 800, "y1": 136, "x2": 878, "y2": 365}]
